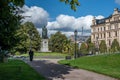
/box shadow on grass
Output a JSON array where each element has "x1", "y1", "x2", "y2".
[{"x1": 27, "y1": 60, "x2": 72, "y2": 80}]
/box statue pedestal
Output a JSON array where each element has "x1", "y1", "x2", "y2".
[{"x1": 41, "y1": 39, "x2": 50, "y2": 52}]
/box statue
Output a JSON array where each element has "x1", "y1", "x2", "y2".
[{"x1": 42, "y1": 26, "x2": 48, "y2": 39}]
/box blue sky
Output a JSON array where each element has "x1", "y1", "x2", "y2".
[{"x1": 23, "y1": 0, "x2": 120, "y2": 36}]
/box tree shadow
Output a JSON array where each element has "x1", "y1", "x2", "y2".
[{"x1": 27, "y1": 60, "x2": 72, "y2": 80}]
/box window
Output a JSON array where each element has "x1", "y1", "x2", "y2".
[
  {"x1": 104, "y1": 27, "x2": 105, "y2": 31},
  {"x1": 108, "y1": 25, "x2": 110, "y2": 30},
  {"x1": 104, "y1": 33, "x2": 105, "y2": 38},
  {"x1": 115, "y1": 31, "x2": 117, "y2": 37},
  {"x1": 108, "y1": 32, "x2": 111, "y2": 37},
  {"x1": 114, "y1": 17, "x2": 119, "y2": 21},
  {"x1": 115, "y1": 23, "x2": 118, "y2": 29},
  {"x1": 101, "y1": 34, "x2": 102, "y2": 38},
  {"x1": 109, "y1": 40, "x2": 111, "y2": 46}
]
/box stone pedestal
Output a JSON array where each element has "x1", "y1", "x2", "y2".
[{"x1": 41, "y1": 39, "x2": 49, "y2": 52}]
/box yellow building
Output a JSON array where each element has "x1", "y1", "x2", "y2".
[{"x1": 91, "y1": 8, "x2": 120, "y2": 50}]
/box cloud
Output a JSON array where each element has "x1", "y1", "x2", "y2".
[
  {"x1": 47, "y1": 14, "x2": 104, "y2": 36},
  {"x1": 21, "y1": 5, "x2": 49, "y2": 28},
  {"x1": 21, "y1": 5, "x2": 104, "y2": 37},
  {"x1": 115, "y1": 0, "x2": 120, "y2": 5}
]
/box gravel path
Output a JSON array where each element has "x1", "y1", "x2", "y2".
[{"x1": 26, "y1": 59, "x2": 118, "y2": 80}]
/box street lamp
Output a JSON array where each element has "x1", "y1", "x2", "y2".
[
  {"x1": 74, "y1": 30, "x2": 77, "y2": 59},
  {"x1": 96, "y1": 36, "x2": 99, "y2": 54}
]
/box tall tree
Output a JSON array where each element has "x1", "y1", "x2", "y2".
[
  {"x1": 15, "y1": 22, "x2": 41, "y2": 54},
  {"x1": 80, "y1": 42, "x2": 88, "y2": 55},
  {"x1": 99, "y1": 40, "x2": 107, "y2": 53},
  {"x1": 86, "y1": 37, "x2": 95, "y2": 54},
  {"x1": 0, "y1": 0, "x2": 24, "y2": 51},
  {"x1": 49, "y1": 31, "x2": 67, "y2": 53},
  {"x1": 111, "y1": 39, "x2": 120, "y2": 52}
]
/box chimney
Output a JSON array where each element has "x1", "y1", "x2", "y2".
[
  {"x1": 113, "y1": 8, "x2": 119, "y2": 15},
  {"x1": 92, "y1": 17, "x2": 96, "y2": 25}
]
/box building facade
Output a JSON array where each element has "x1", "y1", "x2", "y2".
[{"x1": 91, "y1": 8, "x2": 120, "y2": 50}]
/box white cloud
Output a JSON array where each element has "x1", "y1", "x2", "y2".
[
  {"x1": 21, "y1": 5, "x2": 104, "y2": 37},
  {"x1": 21, "y1": 5, "x2": 49, "y2": 28},
  {"x1": 47, "y1": 14, "x2": 104, "y2": 36},
  {"x1": 115, "y1": 0, "x2": 120, "y2": 5},
  {"x1": 95, "y1": 15, "x2": 104, "y2": 19}
]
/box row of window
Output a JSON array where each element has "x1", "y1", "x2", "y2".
[
  {"x1": 92, "y1": 23, "x2": 119, "y2": 32},
  {"x1": 93, "y1": 31, "x2": 118, "y2": 39}
]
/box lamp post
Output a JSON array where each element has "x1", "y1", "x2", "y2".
[
  {"x1": 96, "y1": 36, "x2": 99, "y2": 54},
  {"x1": 74, "y1": 30, "x2": 77, "y2": 59}
]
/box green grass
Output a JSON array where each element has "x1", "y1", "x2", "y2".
[
  {"x1": 59, "y1": 53, "x2": 120, "y2": 79},
  {"x1": 20, "y1": 52, "x2": 68, "y2": 58},
  {"x1": 0, "y1": 60, "x2": 45, "y2": 80}
]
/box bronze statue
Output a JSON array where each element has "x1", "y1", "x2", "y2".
[{"x1": 42, "y1": 26, "x2": 48, "y2": 39}]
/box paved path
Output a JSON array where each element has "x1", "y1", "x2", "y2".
[{"x1": 26, "y1": 59, "x2": 118, "y2": 80}]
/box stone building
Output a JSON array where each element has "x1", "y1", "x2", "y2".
[{"x1": 91, "y1": 8, "x2": 120, "y2": 50}]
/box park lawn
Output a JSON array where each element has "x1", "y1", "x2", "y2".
[
  {"x1": 59, "y1": 53, "x2": 120, "y2": 79},
  {"x1": 0, "y1": 60, "x2": 45, "y2": 80},
  {"x1": 21, "y1": 52, "x2": 68, "y2": 58}
]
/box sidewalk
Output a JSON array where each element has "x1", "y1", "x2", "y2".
[{"x1": 26, "y1": 59, "x2": 118, "y2": 80}]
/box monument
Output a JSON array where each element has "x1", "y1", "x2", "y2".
[{"x1": 41, "y1": 26, "x2": 50, "y2": 52}]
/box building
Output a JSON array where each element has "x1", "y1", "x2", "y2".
[
  {"x1": 69, "y1": 35, "x2": 90, "y2": 48},
  {"x1": 69, "y1": 35, "x2": 90, "y2": 43},
  {"x1": 91, "y1": 8, "x2": 120, "y2": 50}
]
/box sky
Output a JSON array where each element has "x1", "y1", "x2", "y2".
[{"x1": 22, "y1": 0, "x2": 120, "y2": 37}]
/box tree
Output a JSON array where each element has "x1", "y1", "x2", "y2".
[
  {"x1": 60, "y1": 0, "x2": 80, "y2": 11},
  {"x1": 99, "y1": 40, "x2": 107, "y2": 53},
  {"x1": 86, "y1": 37, "x2": 95, "y2": 54},
  {"x1": 0, "y1": 0, "x2": 24, "y2": 51},
  {"x1": 49, "y1": 31, "x2": 67, "y2": 53},
  {"x1": 80, "y1": 42, "x2": 88, "y2": 55},
  {"x1": 111, "y1": 39, "x2": 120, "y2": 52},
  {"x1": 15, "y1": 22, "x2": 41, "y2": 54}
]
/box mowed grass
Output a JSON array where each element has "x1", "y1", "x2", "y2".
[
  {"x1": 59, "y1": 53, "x2": 120, "y2": 79},
  {"x1": 0, "y1": 60, "x2": 45, "y2": 80},
  {"x1": 21, "y1": 52, "x2": 68, "y2": 58}
]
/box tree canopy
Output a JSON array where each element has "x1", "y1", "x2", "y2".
[
  {"x1": 0, "y1": 0, "x2": 24, "y2": 50},
  {"x1": 49, "y1": 31, "x2": 68, "y2": 53},
  {"x1": 111, "y1": 39, "x2": 120, "y2": 52},
  {"x1": 15, "y1": 22, "x2": 41, "y2": 54},
  {"x1": 99, "y1": 40, "x2": 107, "y2": 53}
]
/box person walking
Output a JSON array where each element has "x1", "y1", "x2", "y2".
[{"x1": 29, "y1": 50, "x2": 34, "y2": 61}]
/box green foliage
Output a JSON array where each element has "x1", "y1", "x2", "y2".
[
  {"x1": 63, "y1": 40, "x2": 74, "y2": 55},
  {"x1": 80, "y1": 42, "x2": 88, "y2": 54},
  {"x1": 87, "y1": 43, "x2": 95, "y2": 54},
  {"x1": 86, "y1": 37, "x2": 95, "y2": 54},
  {"x1": 49, "y1": 31, "x2": 68, "y2": 53},
  {"x1": 0, "y1": 60, "x2": 45, "y2": 80},
  {"x1": 99, "y1": 40, "x2": 107, "y2": 53},
  {"x1": 59, "y1": 54, "x2": 120, "y2": 79},
  {"x1": 15, "y1": 22, "x2": 41, "y2": 54},
  {"x1": 111, "y1": 39, "x2": 120, "y2": 52},
  {"x1": 60, "y1": 0, "x2": 80, "y2": 11},
  {"x1": 0, "y1": 0, "x2": 24, "y2": 51}
]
